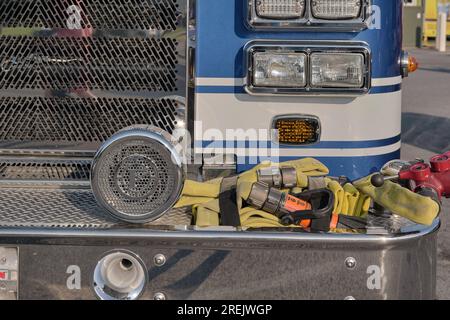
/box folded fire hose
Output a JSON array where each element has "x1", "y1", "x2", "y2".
[{"x1": 174, "y1": 158, "x2": 440, "y2": 230}]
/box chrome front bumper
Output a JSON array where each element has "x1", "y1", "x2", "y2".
[{"x1": 0, "y1": 218, "x2": 439, "y2": 300}]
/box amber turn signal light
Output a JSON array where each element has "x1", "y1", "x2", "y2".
[
  {"x1": 408, "y1": 56, "x2": 419, "y2": 74},
  {"x1": 273, "y1": 116, "x2": 320, "y2": 145},
  {"x1": 401, "y1": 51, "x2": 418, "y2": 77}
]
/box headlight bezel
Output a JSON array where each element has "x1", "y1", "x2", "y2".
[
  {"x1": 247, "y1": 0, "x2": 371, "y2": 31},
  {"x1": 245, "y1": 41, "x2": 371, "y2": 96}
]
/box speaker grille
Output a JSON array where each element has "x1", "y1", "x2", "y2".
[
  {"x1": 0, "y1": 97, "x2": 179, "y2": 143},
  {"x1": 95, "y1": 138, "x2": 181, "y2": 218},
  {"x1": 0, "y1": 36, "x2": 178, "y2": 92},
  {"x1": 0, "y1": 0, "x2": 180, "y2": 31}
]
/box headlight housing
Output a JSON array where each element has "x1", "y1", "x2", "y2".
[
  {"x1": 245, "y1": 41, "x2": 371, "y2": 96},
  {"x1": 253, "y1": 52, "x2": 306, "y2": 87},
  {"x1": 247, "y1": 0, "x2": 370, "y2": 30}
]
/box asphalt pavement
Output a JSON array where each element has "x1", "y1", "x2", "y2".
[{"x1": 401, "y1": 46, "x2": 450, "y2": 300}]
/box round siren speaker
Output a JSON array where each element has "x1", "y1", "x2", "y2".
[
  {"x1": 91, "y1": 125, "x2": 185, "y2": 223},
  {"x1": 93, "y1": 250, "x2": 147, "y2": 300}
]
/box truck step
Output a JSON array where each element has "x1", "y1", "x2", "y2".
[
  {"x1": 0, "y1": 186, "x2": 191, "y2": 229},
  {"x1": 0, "y1": 157, "x2": 192, "y2": 229}
]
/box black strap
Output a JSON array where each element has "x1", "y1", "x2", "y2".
[
  {"x1": 310, "y1": 215, "x2": 332, "y2": 232},
  {"x1": 219, "y1": 176, "x2": 241, "y2": 227},
  {"x1": 219, "y1": 188, "x2": 241, "y2": 227}
]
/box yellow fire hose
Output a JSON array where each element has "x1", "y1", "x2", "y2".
[{"x1": 175, "y1": 158, "x2": 440, "y2": 228}]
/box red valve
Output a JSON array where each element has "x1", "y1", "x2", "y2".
[
  {"x1": 399, "y1": 163, "x2": 431, "y2": 182},
  {"x1": 430, "y1": 152, "x2": 450, "y2": 172},
  {"x1": 398, "y1": 151, "x2": 450, "y2": 200}
]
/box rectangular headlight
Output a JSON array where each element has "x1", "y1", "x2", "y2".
[
  {"x1": 253, "y1": 52, "x2": 306, "y2": 87},
  {"x1": 255, "y1": 0, "x2": 306, "y2": 19},
  {"x1": 311, "y1": 53, "x2": 365, "y2": 88},
  {"x1": 311, "y1": 0, "x2": 362, "y2": 20}
]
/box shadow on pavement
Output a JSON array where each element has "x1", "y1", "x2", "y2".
[
  {"x1": 419, "y1": 67, "x2": 450, "y2": 74},
  {"x1": 402, "y1": 112, "x2": 450, "y2": 154}
]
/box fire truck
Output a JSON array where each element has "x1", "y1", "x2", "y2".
[{"x1": 0, "y1": 0, "x2": 439, "y2": 300}]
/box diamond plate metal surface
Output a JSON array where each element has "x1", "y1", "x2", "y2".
[{"x1": 0, "y1": 186, "x2": 191, "y2": 229}]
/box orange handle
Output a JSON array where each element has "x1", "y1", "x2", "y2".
[{"x1": 282, "y1": 194, "x2": 312, "y2": 228}]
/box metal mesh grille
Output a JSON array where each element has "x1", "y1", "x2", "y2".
[
  {"x1": 0, "y1": 97, "x2": 179, "y2": 142},
  {"x1": 0, "y1": 187, "x2": 191, "y2": 228},
  {"x1": 0, "y1": 1, "x2": 187, "y2": 227},
  {"x1": 0, "y1": 0, "x2": 180, "y2": 31},
  {"x1": 0, "y1": 36, "x2": 178, "y2": 92},
  {"x1": 0, "y1": 159, "x2": 91, "y2": 181}
]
